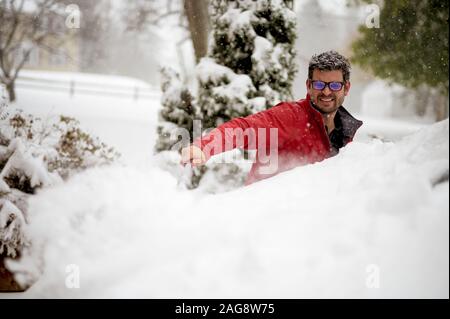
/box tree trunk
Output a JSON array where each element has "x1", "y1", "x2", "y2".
[
  {"x1": 435, "y1": 93, "x2": 449, "y2": 121},
  {"x1": 414, "y1": 85, "x2": 429, "y2": 117},
  {"x1": 184, "y1": 0, "x2": 210, "y2": 63},
  {"x1": 5, "y1": 80, "x2": 16, "y2": 103}
]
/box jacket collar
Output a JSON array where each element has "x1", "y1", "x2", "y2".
[
  {"x1": 336, "y1": 105, "x2": 363, "y2": 139},
  {"x1": 306, "y1": 93, "x2": 363, "y2": 139}
]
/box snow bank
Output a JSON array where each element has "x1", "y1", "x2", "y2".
[
  {"x1": 355, "y1": 116, "x2": 433, "y2": 143},
  {"x1": 7, "y1": 119, "x2": 448, "y2": 298}
]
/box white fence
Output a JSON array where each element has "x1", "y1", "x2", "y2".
[{"x1": 16, "y1": 75, "x2": 160, "y2": 101}]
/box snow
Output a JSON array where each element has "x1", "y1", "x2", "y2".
[
  {"x1": 0, "y1": 199, "x2": 26, "y2": 257},
  {"x1": 160, "y1": 70, "x2": 185, "y2": 106},
  {"x1": 355, "y1": 116, "x2": 433, "y2": 143},
  {"x1": 1, "y1": 139, "x2": 62, "y2": 189},
  {"x1": 197, "y1": 58, "x2": 258, "y2": 114},
  {"x1": 253, "y1": 37, "x2": 272, "y2": 63},
  {"x1": 19, "y1": 70, "x2": 155, "y2": 90},
  {"x1": 12, "y1": 71, "x2": 160, "y2": 167},
  {"x1": 212, "y1": 75, "x2": 255, "y2": 108},
  {"x1": 196, "y1": 58, "x2": 236, "y2": 85},
  {"x1": 361, "y1": 80, "x2": 426, "y2": 119},
  {"x1": 0, "y1": 177, "x2": 10, "y2": 193},
  {"x1": 222, "y1": 9, "x2": 255, "y2": 34},
  {"x1": 2, "y1": 70, "x2": 448, "y2": 298},
  {"x1": 7, "y1": 119, "x2": 449, "y2": 298},
  {"x1": 295, "y1": 0, "x2": 366, "y2": 19}
]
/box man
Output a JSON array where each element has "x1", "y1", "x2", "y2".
[{"x1": 181, "y1": 50, "x2": 363, "y2": 185}]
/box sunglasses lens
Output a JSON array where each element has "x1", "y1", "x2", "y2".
[
  {"x1": 329, "y1": 82, "x2": 343, "y2": 91},
  {"x1": 312, "y1": 81, "x2": 325, "y2": 90}
]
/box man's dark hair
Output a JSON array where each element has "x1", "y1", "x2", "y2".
[{"x1": 308, "y1": 50, "x2": 351, "y2": 82}]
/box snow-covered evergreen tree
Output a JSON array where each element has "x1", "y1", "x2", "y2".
[
  {"x1": 154, "y1": 1, "x2": 297, "y2": 191},
  {"x1": 198, "y1": 0, "x2": 297, "y2": 128},
  {"x1": 154, "y1": 67, "x2": 207, "y2": 190},
  {"x1": 194, "y1": 0, "x2": 298, "y2": 191},
  {"x1": 154, "y1": 67, "x2": 197, "y2": 153}
]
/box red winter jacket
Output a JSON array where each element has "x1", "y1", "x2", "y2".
[{"x1": 194, "y1": 94, "x2": 363, "y2": 185}]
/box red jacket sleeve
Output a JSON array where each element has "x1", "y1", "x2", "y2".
[{"x1": 193, "y1": 102, "x2": 297, "y2": 161}]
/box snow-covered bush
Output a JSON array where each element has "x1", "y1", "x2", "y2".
[
  {"x1": 48, "y1": 115, "x2": 120, "y2": 179},
  {"x1": 0, "y1": 96, "x2": 120, "y2": 261}
]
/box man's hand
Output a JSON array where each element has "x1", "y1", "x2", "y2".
[{"x1": 180, "y1": 145, "x2": 207, "y2": 166}]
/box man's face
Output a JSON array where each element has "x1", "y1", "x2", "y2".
[{"x1": 306, "y1": 69, "x2": 351, "y2": 114}]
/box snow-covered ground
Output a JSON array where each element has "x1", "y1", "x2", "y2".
[
  {"x1": 12, "y1": 70, "x2": 160, "y2": 167},
  {"x1": 3, "y1": 71, "x2": 449, "y2": 298}
]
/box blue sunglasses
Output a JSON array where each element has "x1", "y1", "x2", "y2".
[{"x1": 311, "y1": 80, "x2": 344, "y2": 91}]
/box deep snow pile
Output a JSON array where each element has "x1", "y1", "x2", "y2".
[{"x1": 6, "y1": 119, "x2": 449, "y2": 298}]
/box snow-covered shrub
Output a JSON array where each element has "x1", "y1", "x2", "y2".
[
  {"x1": 0, "y1": 199, "x2": 26, "y2": 259},
  {"x1": 48, "y1": 115, "x2": 120, "y2": 179},
  {"x1": 0, "y1": 101, "x2": 120, "y2": 260},
  {"x1": 2, "y1": 112, "x2": 119, "y2": 183}
]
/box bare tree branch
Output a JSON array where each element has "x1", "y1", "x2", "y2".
[
  {"x1": 122, "y1": 0, "x2": 209, "y2": 63},
  {"x1": 0, "y1": 0, "x2": 71, "y2": 101},
  {"x1": 148, "y1": 10, "x2": 182, "y2": 26},
  {"x1": 2, "y1": 0, "x2": 25, "y2": 52}
]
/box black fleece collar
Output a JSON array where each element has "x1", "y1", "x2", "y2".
[
  {"x1": 335, "y1": 105, "x2": 363, "y2": 140},
  {"x1": 310, "y1": 101, "x2": 362, "y2": 139},
  {"x1": 309, "y1": 100, "x2": 363, "y2": 154}
]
